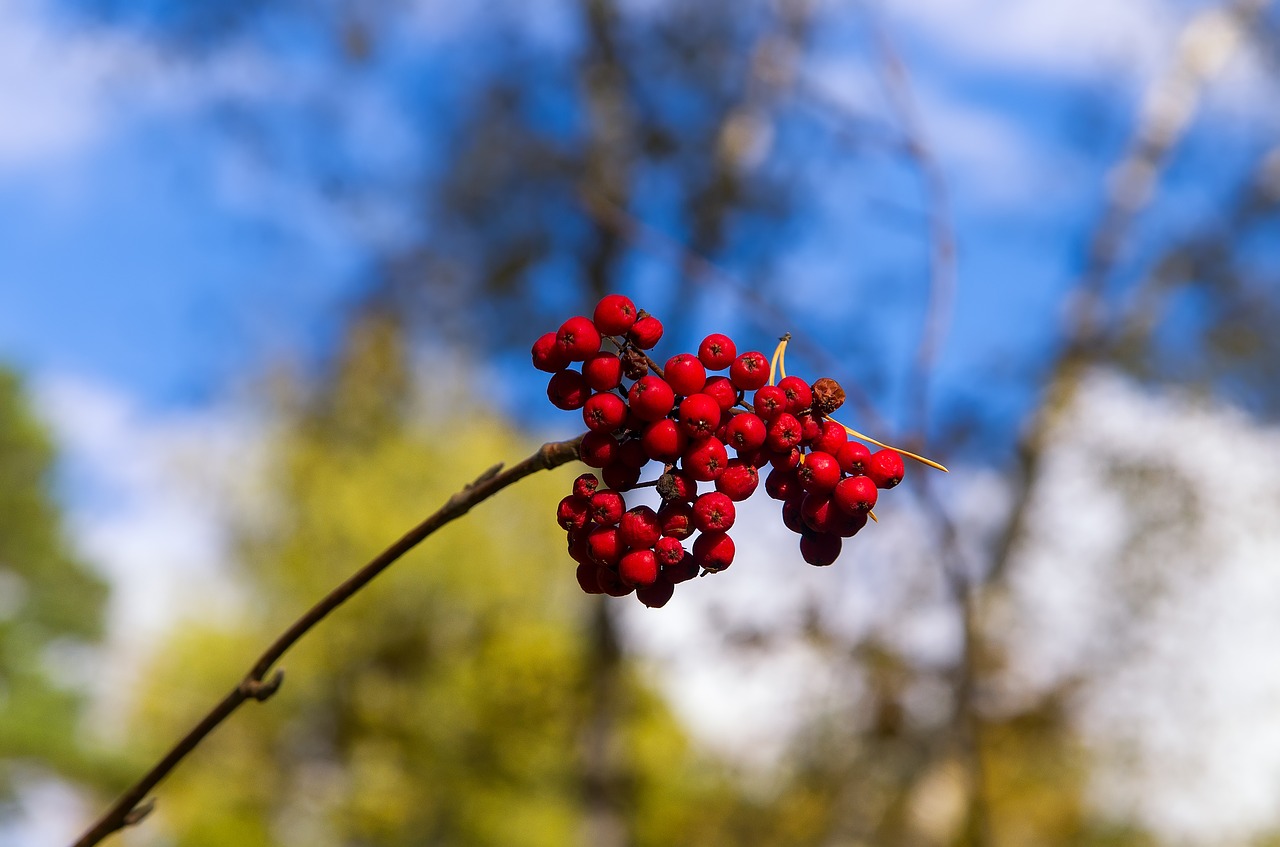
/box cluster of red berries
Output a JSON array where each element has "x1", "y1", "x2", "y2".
[{"x1": 533, "y1": 294, "x2": 914, "y2": 608}]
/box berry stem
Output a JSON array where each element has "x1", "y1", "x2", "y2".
[
  {"x1": 71, "y1": 435, "x2": 586, "y2": 847},
  {"x1": 768, "y1": 333, "x2": 791, "y2": 385}
]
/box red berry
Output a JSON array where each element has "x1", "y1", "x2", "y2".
[
  {"x1": 664, "y1": 353, "x2": 707, "y2": 397},
  {"x1": 799, "y1": 532, "x2": 842, "y2": 567},
  {"x1": 547, "y1": 369, "x2": 589, "y2": 411},
  {"x1": 557, "y1": 495, "x2": 590, "y2": 531},
  {"x1": 692, "y1": 531, "x2": 735, "y2": 572},
  {"x1": 833, "y1": 475, "x2": 878, "y2": 515},
  {"x1": 657, "y1": 502, "x2": 695, "y2": 539},
  {"x1": 587, "y1": 526, "x2": 624, "y2": 566},
  {"x1": 765, "y1": 413, "x2": 803, "y2": 452},
  {"x1": 588, "y1": 489, "x2": 625, "y2": 525},
  {"x1": 627, "y1": 376, "x2": 676, "y2": 421},
  {"x1": 636, "y1": 579, "x2": 675, "y2": 608},
  {"x1": 596, "y1": 565, "x2": 634, "y2": 597},
  {"x1": 867, "y1": 449, "x2": 905, "y2": 489},
  {"x1": 593, "y1": 294, "x2": 638, "y2": 336},
  {"x1": 678, "y1": 393, "x2": 721, "y2": 439},
  {"x1": 693, "y1": 491, "x2": 736, "y2": 532},
  {"x1": 780, "y1": 498, "x2": 805, "y2": 534},
  {"x1": 737, "y1": 447, "x2": 772, "y2": 469},
  {"x1": 556, "y1": 316, "x2": 602, "y2": 361},
  {"x1": 776, "y1": 376, "x2": 813, "y2": 415},
  {"x1": 799, "y1": 415, "x2": 823, "y2": 446},
  {"x1": 582, "y1": 352, "x2": 623, "y2": 391},
  {"x1": 698, "y1": 333, "x2": 737, "y2": 370},
  {"x1": 683, "y1": 437, "x2": 729, "y2": 481},
  {"x1": 616, "y1": 439, "x2": 649, "y2": 470},
  {"x1": 602, "y1": 461, "x2": 642, "y2": 491},
  {"x1": 836, "y1": 441, "x2": 872, "y2": 475},
  {"x1": 532, "y1": 332, "x2": 571, "y2": 373},
  {"x1": 770, "y1": 445, "x2": 802, "y2": 470},
  {"x1": 800, "y1": 493, "x2": 840, "y2": 533},
  {"x1": 832, "y1": 510, "x2": 869, "y2": 538},
  {"x1": 724, "y1": 413, "x2": 766, "y2": 453},
  {"x1": 797, "y1": 451, "x2": 841, "y2": 493},
  {"x1": 619, "y1": 549, "x2": 659, "y2": 587},
  {"x1": 765, "y1": 467, "x2": 801, "y2": 501},
  {"x1": 715, "y1": 459, "x2": 759, "y2": 501},
  {"x1": 654, "y1": 535, "x2": 686, "y2": 567},
  {"x1": 628, "y1": 315, "x2": 664, "y2": 349},
  {"x1": 576, "y1": 562, "x2": 604, "y2": 594},
  {"x1": 580, "y1": 431, "x2": 619, "y2": 468},
  {"x1": 583, "y1": 392, "x2": 627, "y2": 432},
  {"x1": 752, "y1": 385, "x2": 787, "y2": 421},
  {"x1": 701, "y1": 376, "x2": 739, "y2": 411},
  {"x1": 729, "y1": 351, "x2": 770, "y2": 391},
  {"x1": 619, "y1": 506, "x2": 662, "y2": 549},
  {"x1": 572, "y1": 473, "x2": 599, "y2": 499},
  {"x1": 568, "y1": 531, "x2": 592, "y2": 565},
  {"x1": 663, "y1": 551, "x2": 699, "y2": 584},
  {"x1": 656, "y1": 469, "x2": 698, "y2": 503},
  {"x1": 640, "y1": 419, "x2": 688, "y2": 463},
  {"x1": 812, "y1": 420, "x2": 848, "y2": 456}
]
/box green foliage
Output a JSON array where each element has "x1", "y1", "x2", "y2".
[{"x1": 0, "y1": 368, "x2": 108, "y2": 800}]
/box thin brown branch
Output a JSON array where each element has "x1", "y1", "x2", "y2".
[{"x1": 71, "y1": 435, "x2": 585, "y2": 847}]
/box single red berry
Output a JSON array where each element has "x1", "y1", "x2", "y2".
[
  {"x1": 832, "y1": 510, "x2": 869, "y2": 538},
  {"x1": 664, "y1": 354, "x2": 707, "y2": 397},
  {"x1": 770, "y1": 445, "x2": 802, "y2": 470},
  {"x1": 556, "y1": 316, "x2": 602, "y2": 361},
  {"x1": 678, "y1": 393, "x2": 722, "y2": 439},
  {"x1": 583, "y1": 392, "x2": 628, "y2": 432},
  {"x1": 715, "y1": 459, "x2": 759, "y2": 501},
  {"x1": 640, "y1": 419, "x2": 688, "y2": 463},
  {"x1": 729, "y1": 351, "x2": 770, "y2": 391},
  {"x1": 765, "y1": 466, "x2": 801, "y2": 501},
  {"x1": 799, "y1": 532, "x2": 842, "y2": 567},
  {"x1": 867, "y1": 449, "x2": 905, "y2": 489},
  {"x1": 799, "y1": 415, "x2": 823, "y2": 446},
  {"x1": 800, "y1": 493, "x2": 842, "y2": 534},
  {"x1": 636, "y1": 579, "x2": 675, "y2": 608},
  {"x1": 692, "y1": 531, "x2": 735, "y2": 572},
  {"x1": 766, "y1": 413, "x2": 803, "y2": 452},
  {"x1": 593, "y1": 294, "x2": 638, "y2": 336},
  {"x1": 683, "y1": 437, "x2": 729, "y2": 481},
  {"x1": 532, "y1": 331, "x2": 571, "y2": 373},
  {"x1": 836, "y1": 441, "x2": 872, "y2": 476},
  {"x1": 557, "y1": 495, "x2": 590, "y2": 531},
  {"x1": 602, "y1": 461, "x2": 642, "y2": 491},
  {"x1": 547, "y1": 369, "x2": 589, "y2": 411},
  {"x1": 596, "y1": 565, "x2": 634, "y2": 597},
  {"x1": 701, "y1": 376, "x2": 739, "y2": 411},
  {"x1": 573, "y1": 473, "x2": 600, "y2": 499},
  {"x1": 656, "y1": 469, "x2": 698, "y2": 503},
  {"x1": 698, "y1": 333, "x2": 738, "y2": 371},
  {"x1": 619, "y1": 505, "x2": 662, "y2": 549},
  {"x1": 693, "y1": 491, "x2": 736, "y2": 532},
  {"x1": 724, "y1": 413, "x2": 767, "y2": 453},
  {"x1": 628, "y1": 315, "x2": 664, "y2": 349},
  {"x1": 663, "y1": 551, "x2": 700, "y2": 584},
  {"x1": 616, "y1": 439, "x2": 649, "y2": 470},
  {"x1": 588, "y1": 489, "x2": 625, "y2": 525},
  {"x1": 654, "y1": 535, "x2": 686, "y2": 567},
  {"x1": 752, "y1": 385, "x2": 787, "y2": 421},
  {"x1": 797, "y1": 451, "x2": 841, "y2": 493},
  {"x1": 580, "y1": 431, "x2": 619, "y2": 468},
  {"x1": 736, "y1": 447, "x2": 771, "y2": 469},
  {"x1": 812, "y1": 419, "x2": 848, "y2": 456},
  {"x1": 776, "y1": 376, "x2": 813, "y2": 415},
  {"x1": 627, "y1": 375, "x2": 676, "y2": 421},
  {"x1": 619, "y1": 549, "x2": 660, "y2": 587},
  {"x1": 657, "y1": 502, "x2": 695, "y2": 539},
  {"x1": 587, "y1": 526, "x2": 624, "y2": 566},
  {"x1": 582, "y1": 352, "x2": 623, "y2": 391},
  {"x1": 567, "y1": 531, "x2": 593, "y2": 565},
  {"x1": 576, "y1": 562, "x2": 604, "y2": 594},
  {"x1": 780, "y1": 497, "x2": 805, "y2": 534},
  {"x1": 833, "y1": 475, "x2": 878, "y2": 515}
]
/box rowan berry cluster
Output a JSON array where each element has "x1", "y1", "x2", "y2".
[{"x1": 534, "y1": 294, "x2": 940, "y2": 608}]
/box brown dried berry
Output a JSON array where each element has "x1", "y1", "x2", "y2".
[{"x1": 812, "y1": 377, "x2": 846, "y2": 416}]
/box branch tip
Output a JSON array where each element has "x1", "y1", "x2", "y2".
[{"x1": 122, "y1": 798, "x2": 155, "y2": 827}]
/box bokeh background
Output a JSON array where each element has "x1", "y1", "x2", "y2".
[{"x1": 4, "y1": 0, "x2": 1280, "y2": 844}]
